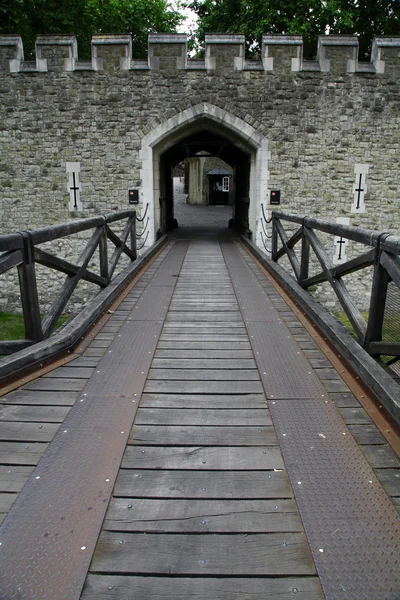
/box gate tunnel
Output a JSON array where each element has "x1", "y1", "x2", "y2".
[
  {"x1": 158, "y1": 127, "x2": 251, "y2": 235},
  {"x1": 140, "y1": 104, "x2": 270, "y2": 244}
]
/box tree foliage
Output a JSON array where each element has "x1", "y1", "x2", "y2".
[
  {"x1": 0, "y1": 0, "x2": 182, "y2": 58},
  {"x1": 185, "y1": 0, "x2": 399, "y2": 59}
]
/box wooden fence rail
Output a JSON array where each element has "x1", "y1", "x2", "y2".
[
  {"x1": 268, "y1": 210, "x2": 400, "y2": 361},
  {"x1": 0, "y1": 207, "x2": 149, "y2": 355}
]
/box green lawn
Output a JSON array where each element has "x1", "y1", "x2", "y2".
[{"x1": 0, "y1": 312, "x2": 69, "y2": 341}]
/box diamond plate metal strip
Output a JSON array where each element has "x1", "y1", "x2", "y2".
[
  {"x1": 229, "y1": 242, "x2": 400, "y2": 598},
  {"x1": 246, "y1": 321, "x2": 326, "y2": 399},
  {"x1": 128, "y1": 285, "x2": 174, "y2": 321},
  {"x1": 269, "y1": 398, "x2": 400, "y2": 600},
  {"x1": 220, "y1": 243, "x2": 283, "y2": 323},
  {"x1": 0, "y1": 242, "x2": 189, "y2": 600},
  {"x1": 148, "y1": 241, "x2": 189, "y2": 287}
]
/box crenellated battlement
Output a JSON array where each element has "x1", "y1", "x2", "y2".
[{"x1": 1, "y1": 33, "x2": 399, "y2": 75}]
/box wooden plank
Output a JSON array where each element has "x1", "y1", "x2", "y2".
[
  {"x1": 0, "y1": 390, "x2": 78, "y2": 406},
  {"x1": 0, "y1": 422, "x2": 59, "y2": 442},
  {"x1": 348, "y1": 425, "x2": 387, "y2": 445},
  {"x1": 67, "y1": 357, "x2": 100, "y2": 368},
  {"x1": 157, "y1": 342, "x2": 251, "y2": 350},
  {"x1": 0, "y1": 441, "x2": 48, "y2": 465},
  {"x1": 166, "y1": 310, "x2": 242, "y2": 323},
  {"x1": 114, "y1": 469, "x2": 292, "y2": 498},
  {"x1": 361, "y1": 445, "x2": 400, "y2": 468},
  {"x1": 0, "y1": 405, "x2": 70, "y2": 423},
  {"x1": 337, "y1": 407, "x2": 372, "y2": 425},
  {"x1": 103, "y1": 498, "x2": 302, "y2": 532},
  {"x1": 144, "y1": 381, "x2": 263, "y2": 394},
  {"x1": 136, "y1": 408, "x2": 271, "y2": 426},
  {"x1": 163, "y1": 322, "x2": 246, "y2": 329},
  {"x1": 375, "y1": 469, "x2": 400, "y2": 497},
  {"x1": 0, "y1": 493, "x2": 17, "y2": 514},
  {"x1": 320, "y1": 379, "x2": 350, "y2": 393},
  {"x1": 83, "y1": 348, "x2": 107, "y2": 357},
  {"x1": 159, "y1": 334, "x2": 249, "y2": 342},
  {"x1": 82, "y1": 575, "x2": 324, "y2": 600},
  {"x1": 154, "y1": 349, "x2": 254, "y2": 359},
  {"x1": 313, "y1": 368, "x2": 341, "y2": 381},
  {"x1": 329, "y1": 393, "x2": 360, "y2": 408},
  {"x1": 122, "y1": 446, "x2": 283, "y2": 469},
  {"x1": 89, "y1": 340, "x2": 112, "y2": 348},
  {"x1": 0, "y1": 465, "x2": 35, "y2": 492},
  {"x1": 151, "y1": 358, "x2": 257, "y2": 369},
  {"x1": 42, "y1": 367, "x2": 94, "y2": 379},
  {"x1": 20, "y1": 378, "x2": 86, "y2": 392},
  {"x1": 308, "y1": 358, "x2": 333, "y2": 369},
  {"x1": 90, "y1": 532, "x2": 316, "y2": 575},
  {"x1": 169, "y1": 305, "x2": 239, "y2": 311},
  {"x1": 129, "y1": 425, "x2": 277, "y2": 446},
  {"x1": 147, "y1": 369, "x2": 260, "y2": 381},
  {"x1": 160, "y1": 328, "x2": 246, "y2": 336},
  {"x1": 140, "y1": 393, "x2": 267, "y2": 409}
]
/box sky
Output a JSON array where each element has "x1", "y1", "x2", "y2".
[{"x1": 170, "y1": 2, "x2": 198, "y2": 33}]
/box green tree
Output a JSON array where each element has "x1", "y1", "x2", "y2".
[
  {"x1": 185, "y1": 0, "x2": 399, "y2": 59},
  {"x1": 0, "y1": 0, "x2": 182, "y2": 59}
]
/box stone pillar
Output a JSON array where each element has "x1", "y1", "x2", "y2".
[{"x1": 187, "y1": 157, "x2": 206, "y2": 205}]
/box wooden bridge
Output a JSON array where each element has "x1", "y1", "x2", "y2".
[{"x1": 0, "y1": 212, "x2": 399, "y2": 599}]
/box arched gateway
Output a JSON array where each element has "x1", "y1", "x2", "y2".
[{"x1": 139, "y1": 103, "x2": 269, "y2": 244}]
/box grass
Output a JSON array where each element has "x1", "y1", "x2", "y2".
[
  {"x1": 336, "y1": 310, "x2": 400, "y2": 343},
  {"x1": 335, "y1": 311, "x2": 369, "y2": 338},
  {"x1": 0, "y1": 312, "x2": 70, "y2": 341}
]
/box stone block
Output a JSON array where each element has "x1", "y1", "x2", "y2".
[
  {"x1": 148, "y1": 34, "x2": 187, "y2": 71},
  {"x1": 262, "y1": 36, "x2": 303, "y2": 72},
  {"x1": 317, "y1": 35, "x2": 359, "y2": 74},
  {"x1": 205, "y1": 34, "x2": 245, "y2": 71},
  {"x1": 91, "y1": 35, "x2": 132, "y2": 73},
  {"x1": 372, "y1": 37, "x2": 400, "y2": 76},
  {"x1": 36, "y1": 35, "x2": 77, "y2": 72},
  {"x1": 0, "y1": 36, "x2": 23, "y2": 72}
]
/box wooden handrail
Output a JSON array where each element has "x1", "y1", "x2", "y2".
[
  {"x1": 0, "y1": 209, "x2": 147, "y2": 355},
  {"x1": 270, "y1": 211, "x2": 400, "y2": 360}
]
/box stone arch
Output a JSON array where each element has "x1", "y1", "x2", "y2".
[{"x1": 139, "y1": 103, "x2": 269, "y2": 243}]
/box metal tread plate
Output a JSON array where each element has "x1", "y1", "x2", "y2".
[
  {"x1": 270, "y1": 398, "x2": 400, "y2": 600},
  {"x1": 0, "y1": 242, "x2": 188, "y2": 600},
  {"x1": 233, "y1": 241, "x2": 400, "y2": 600},
  {"x1": 246, "y1": 320, "x2": 327, "y2": 399}
]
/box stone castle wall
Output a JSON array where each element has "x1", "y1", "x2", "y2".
[{"x1": 0, "y1": 32, "x2": 399, "y2": 313}]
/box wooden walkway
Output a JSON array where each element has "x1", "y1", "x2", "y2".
[{"x1": 0, "y1": 237, "x2": 399, "y2": 600}]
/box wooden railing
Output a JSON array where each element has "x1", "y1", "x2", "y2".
[
  {"x1": 0, "y1": 207, "x2": 149, "y2": 355},
  {"x1": 270, "y1": 210, "x2": 400, "y2": 361}
]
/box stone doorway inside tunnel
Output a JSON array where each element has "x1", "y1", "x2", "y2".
[{"x1": 139, "y1": 104, "x2": 269, "y2": 245}]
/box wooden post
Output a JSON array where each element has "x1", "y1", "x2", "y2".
[
  {"x1": 18, "y1": 232, "x2": 43, "y2": 342},
  {"x1": 131, "y1": 215, "x2": 137, "y2": 261},
  {"x1": 364, "y1": 239, "x2": 391, "y2": 354},
  {"x1": 300, "y1": 225, "x2": 310, "y2": 285},
  {"x1": 99, "y1": 223, "x2": 109, "y2": 283},
  {"x1": 271, "y1": 216, "x2": 278, "y2": 261}
]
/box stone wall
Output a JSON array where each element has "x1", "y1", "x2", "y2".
[{"x1": 0, "y1": 32, "x2": 399, "y2": 314}]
